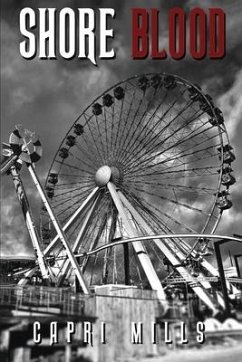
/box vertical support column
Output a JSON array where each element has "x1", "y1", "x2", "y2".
[{"x1": 123, "y1": 243, "x2": 130, "y2": 285}]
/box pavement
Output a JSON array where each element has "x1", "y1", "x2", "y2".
[{"x1": 139, "y1": 343, "x2": 242, "y2": 362}]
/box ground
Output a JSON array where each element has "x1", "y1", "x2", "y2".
[{"x1": 139, "y1": 342, "x2": 242, "y2": 362}]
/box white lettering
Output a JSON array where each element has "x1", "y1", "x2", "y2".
[
  {"x1": 131, "y1": 322, "x2": 143, "y2": 344},
  {"x1": 196, "y1": 321, "x2": 205, "y2": 343},
  {"x1": 66, "y1": 321, "x2": 75, "y2": 343},
  {"x1": 83, "y1": 322, "x2": 93, "y2": 345},
  {"x1": 39, "y1": 8, "x2": 56, "y2": 58},
  {"x1": 19, "y1": 8, "x2": 36, "y2": 58},
  {"x1": 50, "y1": 321, "x2": 58, "y2": 345},
  {"x1": 99, "y1": 8, "x2": 115, "y2": 58},
  {"x1": 59, "y1": 8, "x2": 75, "y2": 58},
  {"x1": 33, "y1": 321, "x2": 41, "y2": 344}
]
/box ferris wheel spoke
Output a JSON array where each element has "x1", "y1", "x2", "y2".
[
  {"x1": 137, "y1": 100, "x2": 200, "y2": 155},
  {"x1": 112, "y1": 85, "x2": 140, "y2": 160},
  {"x1": 125, "y1": 165, "x2": 218, "y2": 183},
  {"x1": 154, "y1": 136, "x2": 220, "y2": 168},
  {"x1": 124, "y1": 188, "x2": 197, "y2": 236},
  {"x1": 119, "y1": 94, "x2": 193, "y2": 166},
  {"x1": 122, "y1": 100, "x2": 198, "y2": 168},
  {"x1": 129, "y1": 184, "x2": 211, "y2": 216},
  {"x1": 54, "y1": 178, "x2": 94, "y2": 189},
  {"x1": 55, "y1": 160, "x2": 95, "y2": 176},
  {"x1": 57, "y1": 173, "x2": 95, "y2": 180},
  {"x1": 108, "y1": 105, "x2": 116, "y2": 162},
  {"x1": 102, "y1": 106, "x2": 110, "y2": 160},
  {"x1": 52, "y1": 181, "x2": 94, "y2": 200},
  {"x1": 74, "y1": 142, "x2": 100, "y2": 168},
  {"x1": 118, "y1": 86, "x2": 189, "y2": 166},
  {"x1": 129, "y1": 113, "x2": 212, "y2": 175},
  {"x1": 68, "y1": 150, "x2": 98, "y2": 172},
  {"x1": 156, "y1": 171, "x2": 219, "y2": 182},
  {"x1": 94, "y1": 114, "x2": 108, "y2": 161},
  {"x1": 124, "y1": 141, "x2": 219, "y2": 180},
  {"x1": 51, "y1": 187, "x2": 95, "y2": 214},
  {"x1": 74, "y1": 122, "x2": 104, "y2": 164},
  {"x1": 148, "y1": 131, "x2": 219, "y2": 168},
  {"x1": 128, "y1": 151, "x2": 219, "y2": 183},
  {"x1": 112, "y1": 81, "x2": 130, "y2": 159},
  {"x1": 112, "y1": 85, "x2": 137, "y2": 158},
  {"x1": 123, "y1": 109, "x2": 205, "y2": 174},
  {"x1": 127, "y1": 143, "x2": 216, "y2": 179},
  {"x1": 83, "y1": 113, "x2": 106, "y2": 163},
  {"x1": 115, "y1": 84, "x2": 165, "y2": 164},
  {"x1": 104, "y1": 104, "x2": 122, "y2": 163},
  {"x1": 127, "y1": 178, "x2": 216, "y2": 195}
]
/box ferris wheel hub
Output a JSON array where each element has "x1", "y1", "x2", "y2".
[
  {"x1": 95, "y1": 165, "x2": 112, "y2": 186},
  {"x1": 95, "y1": 165, "x2": 123, "y2": 186}
]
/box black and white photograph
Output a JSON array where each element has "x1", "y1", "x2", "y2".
[{"x1": 1, "y1": 1, "x2": 242, "y2": 361}]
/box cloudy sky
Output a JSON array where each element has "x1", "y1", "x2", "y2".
[{"x1": 1, "y1": 0, "x2": 242, "y2": 270}]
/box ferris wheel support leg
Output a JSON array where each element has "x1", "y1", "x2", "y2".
[
  {"x1": 119, "y1": 192, "x2": 220, "y2": 316},
  {"x1": 9, "y1": 166, "x2": 51, "y2": 285},
  {"x1": 27, "y1": 164, "x2": 89, "y2": 294},
  {"x1": 107, "y1": 182, "x2": 168, "y2": 308},
  {"x1": 44, "y1": 187, "x2": 99, "y2": 257},
  {"x1": 56, "y1": 193, "x2": 101, "y2": 286}
]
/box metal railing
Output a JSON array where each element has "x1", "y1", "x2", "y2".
[{"x1": 0, "y1": 285, "x2": 96, "y2": 317}]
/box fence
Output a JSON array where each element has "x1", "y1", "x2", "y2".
[{"x1": 0, "y1": 285, "x2": 96, "y2": 317}]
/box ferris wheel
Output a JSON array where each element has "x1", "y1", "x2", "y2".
[
  {"x1": 38, "y1": 73, "x2": 237, "y2": 313},
  {"x1": 2, "y1": 73, "x2": 237, "y2": 315}
]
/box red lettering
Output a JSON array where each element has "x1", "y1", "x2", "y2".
[
  {"x1": 190, "y1": 8, "x2": 207, "y2": 59},
  {"x1": 132, "y1": 8, "x2": 149, "y2": 59},
  {"x1": 169, "y1": 8, "x2": 185, "y2": 60},
  {"x1": 209, "y1": 8, "x2": 225, "y2": 58},
  {"x1": 151, "y1": 9, "x2": 166, "y2": 59},
  {"x1": 131, "y1": 7, "x2": 226, "y2": 60}
]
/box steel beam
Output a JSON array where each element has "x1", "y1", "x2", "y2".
[
  {"x1": 56, "y1": 192, "x2": 101, "y2": 286},
  {"x1": 44, "y1": 187, "x2": 99, "y2": 256},
  {"x1": 107, "y1": 182, "x2": 168, "y2": 306},
  {"x1": 27, "y1": 164, "x2": 89, "y2": 294},
  {"x1": 119, "y1": 191, "x2": 219, "y2": 315},
  {"x1": 10, "y1": 166, "x2": 51, "y2": 285}
]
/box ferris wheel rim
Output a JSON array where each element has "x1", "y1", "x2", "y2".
[{"x1": 41, "y1": 72, "x2": 235, "y2": 289}]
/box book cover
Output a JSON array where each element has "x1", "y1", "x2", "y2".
[{"x1": 1, "y1": 1, "x2": 242, "y2": 362}]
